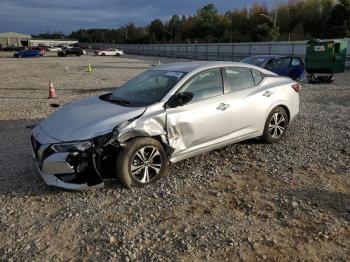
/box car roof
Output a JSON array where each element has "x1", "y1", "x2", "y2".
[
  {"x1": 154, "y1": 61, "x2": 278, "y2": 75},
  {"x1": 155, "y1": 61, "x2": 274, "y2": 74}
]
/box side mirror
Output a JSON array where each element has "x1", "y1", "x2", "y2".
[{"x1": 167, "y1": 92, "x2": 193, "y2": 108}]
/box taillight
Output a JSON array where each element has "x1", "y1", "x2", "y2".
[{"x1": 291, "y1": 83, "x2": 301, "y2": 92}]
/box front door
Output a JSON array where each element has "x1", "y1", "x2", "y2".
[{"x1": 166, "y1": 68, "x2": 233, "y2": 157}]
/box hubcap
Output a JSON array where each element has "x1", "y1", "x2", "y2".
[
  {"x1": 130, "y1": 146, "x2": 162, "y2": 183},
  {"x1": 269, "y1": 113, "x2": 286, "y2": 139}
]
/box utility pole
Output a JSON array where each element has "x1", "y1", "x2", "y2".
[
  {"x1": 162, "y1": 22, "x2": 174, "y2": 45},
  {"x1": 273, "y1": 9, "x2": 278, "y2": 28}
]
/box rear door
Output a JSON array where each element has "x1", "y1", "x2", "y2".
[{"x1": 222, "y1": 67, "x2": 275, "y2": 135}]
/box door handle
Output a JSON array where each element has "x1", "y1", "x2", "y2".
[
  {"x1": 217, "y1": 103, "x2": 230, "y2": 111},
  {"x1": 263, "y1": 90, "x2": 273, "y2": 97}
]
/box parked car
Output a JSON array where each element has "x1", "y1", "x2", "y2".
[
  {"x1": 241, "y1": 55, "x2": 305, "y2": 81},
  {"x1": 58, "y1": 47, "x2": 84, "y2": 57},
  {"x1": 14, "y1": 49, "x2": 42, "y2": 58},
  {"x1": 3, "y1": 46, "x2": 16, "y2": 51},
  {"x1": 48, "y1": 46, "x2": 62, "y2": 52},
  {"x1": 95, "y1": 48, "x2": 124, "y2": 56},
  {"x1": 31, "y1": 61, "x2": 300, "y2": 190},
  {"x1": 31, "y1": 47, "x2": 45, "y2": 56}
]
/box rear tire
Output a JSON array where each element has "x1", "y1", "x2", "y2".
[
  {"x1": 116, "y1": 137, "x2": 168, "y2": 188},
  {"x1": 262, "y1": 106, "x2": 289, "y2": 143}
]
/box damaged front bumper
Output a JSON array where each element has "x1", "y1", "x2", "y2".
[{"x1": 31, "y1": 126, "x2": 105, "y2": 190}]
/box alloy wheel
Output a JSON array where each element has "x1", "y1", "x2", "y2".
[
  {"x1": 269, "y1": 113, "x2": 286, "y2": 139},
  {"x1": 130, "y1": 146, "x2": 162, "y2": 183}
]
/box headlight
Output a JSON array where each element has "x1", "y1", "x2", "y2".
[{"x1": 51, "y1": 141, "x2": 91, "y2": 153}]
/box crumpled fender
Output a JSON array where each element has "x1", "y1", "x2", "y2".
[
  {"x1": 166, "y1": 116, "x2": 193, "y2": 154},
  {"x1": 117, "y1": 103, "x2": 168, "y2": 145}
]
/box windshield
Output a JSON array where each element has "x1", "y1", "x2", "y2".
[
  {"x1": 108, "y1": 70, "x2": 185, "y2": 107},
  {"x1": 241, "y1": 57, "x2": 267, "y2": 66}
]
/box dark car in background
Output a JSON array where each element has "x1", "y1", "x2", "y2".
[
  {"x1": 2, "y1": 46, "x2": 16, "y2": 51},
  {"x1": 58, "y1": 47, "x2": 84, "y2": 57},
  {"x1": 241, "y1": 55, "x2": 305, "y2": 81},
  {"x1": 14, "y1": 49, "x2": 42, "y2": 58}
]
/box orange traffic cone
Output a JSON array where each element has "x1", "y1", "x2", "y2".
[{"x1": 48, "y1": 80, "x2": 57, "y2": 99}]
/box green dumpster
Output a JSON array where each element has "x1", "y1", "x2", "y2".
[{"x1": 305, "y1": 39, "x2": 348, "y2": 83}]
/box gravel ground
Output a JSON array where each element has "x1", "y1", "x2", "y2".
[{"x1": 0, "y1": 52, "x2": 349, "y2": 261}]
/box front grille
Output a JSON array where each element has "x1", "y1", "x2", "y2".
[{"x1": 31, "y1": 136, "x2": 54, "y2": 168}]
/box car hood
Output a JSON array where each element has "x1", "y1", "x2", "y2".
[{"x1": 39, "y1": 96, "x2": 146, "y2": 142}]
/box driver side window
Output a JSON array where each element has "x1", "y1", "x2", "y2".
[{"x1": 179, "y1": 68, "x2": 223, "y2": 102}]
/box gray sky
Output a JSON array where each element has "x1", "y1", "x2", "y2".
[{"x1": 0, "y1": 0, "x2": 279, "y2": 34}]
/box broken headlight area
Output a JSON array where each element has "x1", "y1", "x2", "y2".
[
  {"x1": 57, "y1": 154, "x2": 103, "y2": 186},
  {"x1": 48, "y1": 141, "x2": 104, "y2": 187},
  {"x1": 92, "y1": 132, "x2": 121, "y2": 180}
]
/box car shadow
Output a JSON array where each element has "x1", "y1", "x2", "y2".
[{"x1": 237, "y1": 138, "x2": 266, "y2": 145}]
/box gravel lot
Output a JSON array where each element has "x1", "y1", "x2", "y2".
[{"x1": 0, "y1": 52, "x2": 349, "y2": 261}]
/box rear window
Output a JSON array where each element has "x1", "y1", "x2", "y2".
[
  {"x1": 291, "y1": 58, "x2": 301, "y2": 66},
  {"x1": 224, "y1": 67, "x2": 255, "y2": 92}
]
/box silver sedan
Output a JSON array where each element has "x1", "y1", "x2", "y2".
[{"x1": 31, "y1": 61, "x2": 300, "y2": 190}]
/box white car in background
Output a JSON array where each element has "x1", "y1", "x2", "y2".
[
  {"x1": 95, "y1": 48, "x2": 124, "y2": 56},
  {"x1": 48, "y1": 47, "x2": 62, "y2": 52}
]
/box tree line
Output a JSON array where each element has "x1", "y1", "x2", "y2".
[{"x1": 34, "y1": 0, "x2": 350, "y2": 44}]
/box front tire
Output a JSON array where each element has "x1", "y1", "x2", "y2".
[
  {"x1": 262, "y1": 107, "x2": 289, "y2": 143},
  {"x1": 116, "y1": 137, "x2": 168, "y2": 188}
]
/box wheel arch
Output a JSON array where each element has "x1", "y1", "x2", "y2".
[
  {"x1": 266, "y1": 99, "x2": 291, "y2": 121},
  {"x1": 122, "y1": 135, "x2": 172, "y2": 156},
  {"x1": 277, "y1": 104, "x2": 290, "y2": 122}
]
